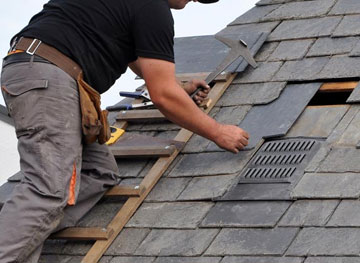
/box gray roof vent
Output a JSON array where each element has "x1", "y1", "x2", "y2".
[{"x1": 240, "y1": 138, "x2": 320, "y2": 184}]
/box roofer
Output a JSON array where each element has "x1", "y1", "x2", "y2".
[{"x1": 0, "y1": 0, "x2": 249, "y2": 261}]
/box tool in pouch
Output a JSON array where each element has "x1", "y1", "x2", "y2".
[
  {"x1": 106, "y1": 126, "x2": 125, "y2": 145},
  {"x1": 190, "y1": 35, "x2": 258, "y2": 98}
]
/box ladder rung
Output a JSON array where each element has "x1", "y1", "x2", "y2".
[
  {"x1": 49, "y1": 227, "x2": 113, "y2": 241},
  {"x1": 116, "y1": 109, "x2": 166, "y2": 122},
  {"x1": 104, "y1": 185, "x2": 146, "y2": 197},
  {"x1": 111, "y1": 145, "x2": 177, "y2": 158}
]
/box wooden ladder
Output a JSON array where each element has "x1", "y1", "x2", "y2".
[{"x1": 49, "y1": 73, "x2": 236, "y2": 263}]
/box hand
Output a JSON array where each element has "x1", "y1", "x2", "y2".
[
  {"x1": 214, "y1": 124, "x2": 250, "y2": 153},
  {"x1": 181, "y1": 79, "x2": 210, "y2": 106}
]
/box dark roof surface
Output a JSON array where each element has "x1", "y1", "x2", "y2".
[
  {"x1": 0, "y1": 105, "x2": 13, "y2": 126},
  {"x1": 2, "y1": 0, "x2": 360, "y2": 262}
]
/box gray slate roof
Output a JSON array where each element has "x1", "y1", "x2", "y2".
[
  {"x1": 2, "y1": 0, "x2": 360, "y2": 262},
  {"x1": 0, "y1": 104, "x2": 13, "y2": 126}
]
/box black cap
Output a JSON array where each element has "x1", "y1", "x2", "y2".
[{"x1": 198, "y1": 0, "x2": 219, "y2": 3}]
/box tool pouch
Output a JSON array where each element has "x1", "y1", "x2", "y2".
[{"x1": 77, "y1": 72, "x2": 110, "y2": 144}]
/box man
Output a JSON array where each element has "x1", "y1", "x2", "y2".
[{"x1": 0, "y1": 0, "x2": 249, "y2": 261}]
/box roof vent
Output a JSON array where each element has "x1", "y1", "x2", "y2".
[{"x1": 240, "y1": 138, "x2": 320, "y2": 184}]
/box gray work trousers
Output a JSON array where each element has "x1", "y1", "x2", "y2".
[{"x1": 0, "y1": 60, "x2": 120, "y2": 262}]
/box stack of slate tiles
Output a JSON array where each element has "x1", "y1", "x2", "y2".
[{"x1": 1, "y1": 0, "x2": 359, "y2": 262}]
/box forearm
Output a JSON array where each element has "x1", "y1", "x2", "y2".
[{"x1": 152, "y1": 83, "x2": 220, "y2": 142}]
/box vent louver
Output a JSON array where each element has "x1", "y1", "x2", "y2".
[{"x1": 240, "y1": 139, "x2": 319, "y2": 183}]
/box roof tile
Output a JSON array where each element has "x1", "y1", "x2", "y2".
[
  {"x1": 273, "y1": 57, "x2": 329, "y2": 81},
  {"x1": 229, "y1": 5, "x2": 280, "y2": 25},
  {"x1": 169, "y1": 151, "x2": 253, "y2": 177},
  {"x1": 222, "y1": 256, "x2": 304, "y2": 263},
  {"x1": 109, "y1": 257, "x2": 155, "y2": 263},
  {"x1": 254, "y1": 42, "x2": 280, "y2": 62},
  {"x1": 333, "y1": 15, "x2": 360, "y2": 37},
  {"x1": 201, "y1": 201, "x2": 291, "y2": 227},
  {"x1": 177, "y1": 175, "x2": 237, "y2": 201},
  {"x1": 328, "y1": 200, "x2": 360, "y2": 227},
  {"x1": 292, "y1": 172, "x2": 360, "y2": 199},
  {"x1": 305, "y1": 257, "x2": 360, "y2": 263},
  {"x1": 268, "y1": 39, "x2": 314, "y2": 61},
  {"x1": 205, "y1": 228, "x2": 298, "y2": 256},
  {"x1": 330, "y1": 0, "x2": 360, "y2": 15},
  {"x1": 262, "y1": 0, "x2": 336, "y2": 21},
  {"x1": 127, "y1": 202, "x2": 213, "y2": 229},
  {"x1": 153, "y1": 257, "x2": 221, "y2": 263},
  {"x1": 217, "y1": 83, "x2": 286, "y2": 106},
  {"x1": 134, "y1": 229, "x2": 218, "y2": 256},
  {"x1": 234, "y1": 61, "x2": 283, "y2": 84},
  {"x1": 307, "y1": 37, "x2": 359, "y2": 57},
  {"x1": 268, "y1": 17, "x2": 342, "y2": 41},
  {"x1": 318, "y1": 147, "x2": 360, "y2": 172},
  {"x1": 287, "y1": 228, "x2": 360, "y2": 256},
  {"x1": 278, "y1": 200, "x2": 339, "y2": 227},
  {"x1": 106, "y1": 228, "x2": 151, "y2": 256},
  {"x1": 145, "y1": 178, "x2": 191, "y2": 202},
  {"x1": 318, "y1": 56, "x2": 360, "y2": 79}
]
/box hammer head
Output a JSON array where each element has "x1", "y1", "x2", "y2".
[{"x1": 215, "y1": 34, "x2": 258, "y2": 69}]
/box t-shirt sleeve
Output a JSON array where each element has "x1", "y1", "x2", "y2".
[{"x1": 132, "y1": 0, "x2": 175, "y2": 63}]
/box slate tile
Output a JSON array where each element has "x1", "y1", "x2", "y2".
[
  {"x1": 177, "y1": 175, "x2": 237, "y2": 201},
  {"x1": 134, "y1": 229, "x2": 218, "y2": 256},
  {"x1": 254, "y1": 42, "x2": 280, "y2": 62},
  {"x1": 279, "y1": 200, "x2": 339, "y2": 227},
  {"x1": 263, "y1": 0, "x2": 336, "y2": 21},
  {"x1": 318, "y1": 147, "x2": 360, "y2": 173},
  {"x1": 327, "y1": 106, "x2": 360, "y2": 144},
  {"x1": 268, "y1": 17, "x2": 342, "y2": 41},
  {"x1": 287, "y1": 228, "x2": 360, "y2": 256},
  {"x1": 127, "y1": 202, "x2": 213, "y2": 229},
  {"x1": 230, "y1": 5, "x2": 281, "y2": 25},
  {"x1": 304, "y1": 144, "x2": 332, "y2": 173},
  {"x1": 286, "y1": 105, "x2": 349, "y2": 138},
  {"x1": 347, "y1": 83, "x2": 360, "y2": 102},
  {"x1": 333, "y1": 15, "x2": 360, "y2": 37},
  {"x1": 201, "y1": 201, "x2": 291, "y2": 227},
  {"x1": 62, "y1": 241, "x2": 93, "y2": 255},
  {"x1": 77, "y1": 200, "x2": 125, "y2": 228},
  {"x1": 327, "y1": 200, "x2": 360, "y2": 226},
  {"x1": 257, "y1": 0, "x2": 294, "y2": 5},
  {"x1": 292, "y1": 173, "x2": 360, "y2": 199},
  {"x1": 106, "y1": 228, "x2": 151, "y2": 256},
  {"x1": 222, "y1": 257, "x2": 304, "y2": 263},
  {"x1": 38, "y1": 255, "x2": 72, "y2": 263},
  {"x1": 219, "y1": 22, "x2": 279, "y2": 36},
  {"x1": 350, "y1": 41, "x2": 360, "y2": 57},
  {"x1": 221, "y1": 183, "x2": 293, "y2": 201},
  {"x1": 154, "y1": 257, "x2": 222, "y2": 263},
  {"x1": 99, "y1": 257, "x2": 113, "y2": 263},
  {"x1": 307, "y1": 37, "x2": 359, "y2": 57},
  {"x1": 109, "y1": 257, "x2": 156, "y2": 263},
  {"x1": 268, "y1": 40, "x2": 314, "y2": 61},
  {"x1": 205, "y1": 228, "x2": 298, "y2": 256},
  {"x1": 117, "y1": 159, "x2": 149, "y2": 178},
  {"x1": 238, "y1": 83, "x2": 321, "y2": 148},
  {"x1": 169, "y1": 151, "x2": 253, "y2": 177},
  {"x1": 233, "y1": 61, "x2": 283, "y2": 84},
  {"x1": 181, "y1": 134, "x2": 211, "y2": 153},
  {"x1": 217, "y1": 82, "x2": 286, "y2": 106},
  {"x1": 329, "y1": 0, "x2": 360, "y2": 15},
  {"x1": 305, "y1": 257, "x2": 360, "y2": 263},
  {"x1": 334, "y1": 108, "x2": 360, "y2": 146},
  {"x1": 273, "y1": 57, "x2": 329, "y2": 82},
  {"x1": 317, "y1": 56, "x2": 360, "y2": 79},
  {"x1": 145, "y1": 177, "x2": 191, "y2": 202},
  {"x1": 42, "y1": 240, "x2": 67, "y2": 254}
]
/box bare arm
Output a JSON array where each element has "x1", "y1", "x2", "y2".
[{"x1": 137, "y1": 57, "x2": 249, "y2": 153}]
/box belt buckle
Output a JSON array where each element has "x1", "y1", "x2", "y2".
[{"x1": 26, "y1": 39, "x2": 42, "y2": 56}]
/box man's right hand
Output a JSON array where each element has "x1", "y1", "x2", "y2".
[{"x1": 214, "y1": 124, "x2": 250, "y2": 153}]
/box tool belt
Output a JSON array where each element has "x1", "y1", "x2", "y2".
[{"x1": 13, "y1": 37, "x2": 110, "y2": 144}]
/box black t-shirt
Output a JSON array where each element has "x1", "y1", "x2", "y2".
[{"x1": 13, "y1": 0, "x2": 175, "y2": 94}]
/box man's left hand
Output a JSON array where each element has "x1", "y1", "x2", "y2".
[{"x1": 181, "y1": 79, "x2": 210, "y2": 106}]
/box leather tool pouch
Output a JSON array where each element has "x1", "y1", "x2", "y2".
[{"x1": 77, "y1": 72, "x2": 110, "y2": 144}]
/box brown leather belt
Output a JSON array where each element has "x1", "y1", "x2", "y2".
[{"x1": 14, "y1": 37, "x2": 81, "y2": 79}]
